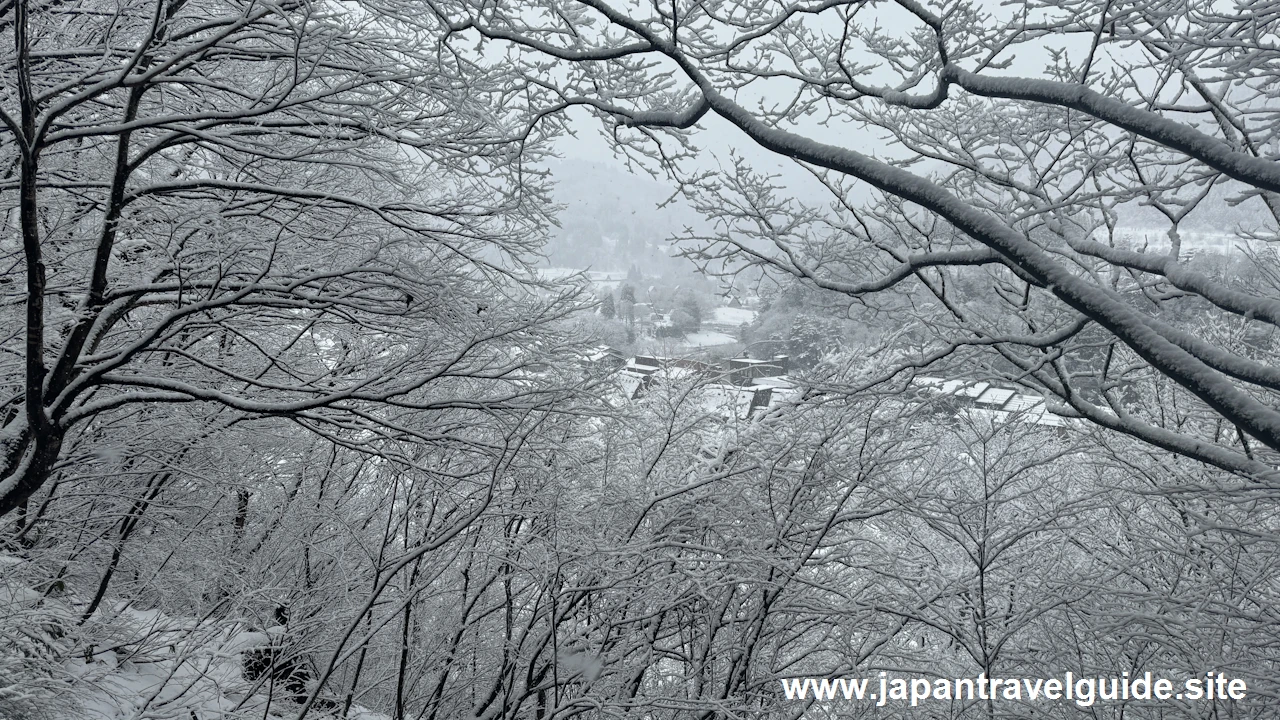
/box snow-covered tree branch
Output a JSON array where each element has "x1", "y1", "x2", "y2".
[
  {"x1": 436, "y1": 0, "x2": 1280, "y2": 480},
  {"x1": 0, "y1": 0, "x2": 579, "y2": 517}
]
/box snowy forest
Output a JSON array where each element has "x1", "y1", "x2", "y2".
[{"x1": 3, "y1": 0, "x2": 1280, "y2": 718}]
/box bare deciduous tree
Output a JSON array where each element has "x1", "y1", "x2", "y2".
[{"x1": 0, "y1": 0, "x2": 574, "y2": 518}]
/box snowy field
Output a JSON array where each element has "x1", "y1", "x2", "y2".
[
  {"x1": 680, "y1": 330, "x2": 739, "y2": 347},
  {"x1": 710, "y1": 306, "x2": 757, "y2": 325}
]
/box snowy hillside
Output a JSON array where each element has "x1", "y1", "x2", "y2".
[{"x1": 1, "y1": 555, "x2": 389, "y2": 720}]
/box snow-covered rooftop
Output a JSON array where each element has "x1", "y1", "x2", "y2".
[{"x1": 912, "y1": 376, "x2": 1072, "y2": 429}]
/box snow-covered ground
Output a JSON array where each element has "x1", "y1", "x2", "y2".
[
  {"x1": 681, "y1": 330, "x2": 738, "y2": 347},
  {"x1": 1, "y1": 563, "x2": 391, "y2": 720},
  {"x1": 709, "y1": 306, "x2": 757, "y2": 326}
]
